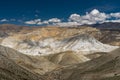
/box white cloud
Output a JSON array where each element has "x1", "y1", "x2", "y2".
[
  {"x1": 42, "y1": 20, "x2": 49, "y2": 24},
  {"x1": 90, "y1": 9, "x2": 99, "y2": 15},
  {"x1": 110, "y1": 13, "x2": 120, "y2": 18},
  {"x1": 56, "y1": 22, "x2": 81, "y2": 27},
  {"x1": 67, "y1": 9, "x2": 120, "y2": 26},
  {"x1": 105, "y1": 19, "x2": 120, "y2": 23},
  {"x1": 24, "y1": 9, "x2": 120, "y2": 26},
  {"x1": 25, "y1": 20, "x2": 36, "y2": 25},
  {"x1": 69, "y1": 9, "x2": 108, "y2": 25},
  {"x1": 25, "y1": 18, "x2": 61, "y2": 25},
  {"x1": 37, "y1": 22, "x2": 43, "y2": 25},
  {"x1": 25, "y1": 19, "x2": 41, "y2": 25},
  {"x1": 69, "y1": 14, "x2": 81, "y2": 22},
  {"x1": 48, "y1": 18, "x2": 61, "y2": 23},
  {"x1": 0, "y1": 19, "x2": 8, "y2": 22}
]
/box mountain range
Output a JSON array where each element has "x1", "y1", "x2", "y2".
[{"x1": 0, "y1": 23, "x2": 120, "y2": 80}]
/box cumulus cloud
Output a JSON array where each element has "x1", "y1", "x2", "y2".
[
  {"x1": 0, "y1": 19, "x2": 8, "y2": 22},
  {"x1": 0, "y1": 18, "x2": 17, "y2": 23},
  {"x1": 69, "y1": 14, "x2": 81, "y2": 22},
  {"x1": 110, "y1": 13, "x2": 120, "y2": 18},
  {"x1": 24, "y1": 9, "x2": 120, "y2": 26},
  {"x1": 25, "y1": 18, "x2": 61, "y2": 25},
  {"x1": 56, "y1": 22, "x2": 81, "y2": 27},
  {"x1": 42, "y1": 20, "x2": 49, "y2": 24},
  {"x1": 25, "y1": 19, "x2": 41, "y2": 25},
  {"x1": 48, "y1": 18, "x2": 61, "y2": 23},
  {"x1": 66, "y1": 9, "x2": 120, "y2": 26},
  {"x1": 69, "y1": 9, "x2": 109, "y2": 25}
]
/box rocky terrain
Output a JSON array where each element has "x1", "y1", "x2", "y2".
[
  {"x1": 90, "y1": 22, "x2": 120, "y2": 46},
  {"x1": 0, "y1": 24, "x2": 118, "y2": 55},
  {"x1": 47, "y1": 48, "x2": 120, "y2": 80},
  {"x1": 0, "y1": 24, "x2": 120, "y2": 80},
  {"x1": 0, "y1": 45, "x2": 45, "y2": 80},
  {"x1": 99, "y1": 29, "x2": 120, "y2": 46},
  {"x1": 1, "y1": 33, "x2": 118, "y2": 55}
]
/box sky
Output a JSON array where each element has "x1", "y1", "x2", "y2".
[{"x1": 0, "y1": 0, "x2": 120, "y2": 26}]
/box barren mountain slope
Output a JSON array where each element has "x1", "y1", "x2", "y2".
[
  {"x1": 0, "y1": 45, "x2": 45, "y2": 80},
  {"x1": 48, "y1": 48, "x2": 120, "y2": 80},
  {"x1": 1, "y1": 33, "x2": 118, "y2": 56},
  {"x1": 0, "y1": 24, "x2": 120, "y2": 46},
  {"x1": 45, "y1": 51, "x2": 90, "y2": 66},
  {"x1": 99, "y1": 29, "x2": 120, "y2": 46},
  {"x1": 0, "y1": 24, "x2": 120, "y2": 80},
  {"x1": 0, "y1": 45, "x2": 60, "y2": 75}
]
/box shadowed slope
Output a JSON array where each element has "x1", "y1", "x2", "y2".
[
  {"x1": 45, "y1": 48, "x2": 120, "y2": 80},
  {"x1": 0, "y1": 45, "x2": 59, "y2": 75},
  {"x1": 62, "y1": 48, "x2": 120, "y2": 80},
  {"x1": 45, "y1": 51, "x2": 90, "y2": 66},
  {"x1": 0, "y1": 46, "x2": 45, "y2": 80}
]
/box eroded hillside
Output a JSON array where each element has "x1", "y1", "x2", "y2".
[{"x1": 0, "y1": 24, "x2": 120, "y2": 80}]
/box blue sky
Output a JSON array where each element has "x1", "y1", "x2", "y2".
[{"x1": 0, "y1": 0, "x2": 120, "y2": 25}]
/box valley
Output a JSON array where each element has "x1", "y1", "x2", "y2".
[{"x1": 0, "y1": 24, "x2": 119, "y2": 80}]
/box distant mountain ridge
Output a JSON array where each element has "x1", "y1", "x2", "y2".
[{"x1": 91, "y1": 22, "x2": 120, "y2": 29}]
